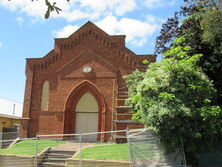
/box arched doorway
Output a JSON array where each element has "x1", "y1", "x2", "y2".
[
  {"x1": 64, "y1": 81, "x2": 106, "y2": 141},
  {"x1": 75, "y1": 92, "x2": 99, "y2": 141}
]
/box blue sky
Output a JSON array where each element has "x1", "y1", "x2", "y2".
[{"x1": 0, "y1": 0, "x2": 184, "y2": 103}]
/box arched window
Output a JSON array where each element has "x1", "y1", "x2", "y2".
[{"x1": 41, "y1": 81, "x2": 49, "y2": 111}]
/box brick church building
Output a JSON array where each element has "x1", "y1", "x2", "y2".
[{"x1": 20, "y1": 21, "x2": 156, "y2": 141}]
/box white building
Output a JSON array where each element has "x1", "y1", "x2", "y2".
[
  {"x1": 0, "y1": 98, "x2": 23, "y2": 147},
  {"x1": 0, "y1": 98, "x2": 23, "y2": 117}
]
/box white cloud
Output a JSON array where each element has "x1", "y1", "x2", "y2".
[
  {"x1": 16, "y1": 17, "x2": 23, "y2": 22},
  {"x1": 16, "y1": 17, "x2": 24, "y2": 26},
  {"x1": 56, "y1": 10, "x2": 91, "y2": 22},
  {"x1": 79, "y1": 0, "x2": 137, "y2": 16},
  {"x1": 53, "y1": 25, "x2": 80, "y2": 38},
  {"x1": 0, "y1": 0, "x2": 174, "y2": 23},
  {"x1": 96, "y1": 16, "x2": 117, "y2": 35},
  {"x1": 0, "y1": 0, "x2": 137, "y2": 22},
  {"x1": 115, "y1": 0, "x2": 137, "y2": 16},
  {"x1": 96, "y1": 16, "x2": 158, "y2": 47},
  {"x1": 144, "y1": 0, "x2": 176, "y2": 8},
  {"x1": 0, "y1": 42, "x2": 3, "y2": 47},
  {"x1": 54, "y1": 15, "x2": 159, "y2": 46},
  {"x1": 146, "y1": 15, "x2": 159, "y2": 23},
  {"x1": 146, "y1": 15, "x2": 165, "y2": 27},
  {"x1": 0, "y1": 0, "x2": 46, "y2": 19}
]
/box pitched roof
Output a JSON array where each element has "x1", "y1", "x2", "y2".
[{"x1": 68, "y1": 21, "x2": 112, "y2": 39}]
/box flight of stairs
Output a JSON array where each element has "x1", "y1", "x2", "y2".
[
  {"x1": 113, "y1": 83, "x2": 144, "y2": 142},
  {"x1": 38, "y1": 149, "x2": 75, "y2": 167}
]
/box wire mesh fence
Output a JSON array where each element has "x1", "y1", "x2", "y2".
[
  {"x1": 0, "y1": 129, "x2": 188, "y2": 167},
  {"x1": 36, "y1": 130, "x2": 130, "y2": 167},
  {"x1": 127, "y1": 128, "x2": 187, "y2": 167},
  {"x1": 0, "y1": 137, "x2": 37, "y2": 167},
  {"x1": 0, "y1": 131, "x2": 19, "y2": 148}
]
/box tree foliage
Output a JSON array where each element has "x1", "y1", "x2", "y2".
[
  {"x1": 155, "y1": 0, "x2": 222, "y2": 104},
  {"x1": 155, "y1": 0, "x2": 222, "y2": 54},
  {"x1": 125, "y1": 42, "x2": 222, "y2": 166},
  {"x1": 44, "y1": 0, "x2": 62, "y2": 19}
]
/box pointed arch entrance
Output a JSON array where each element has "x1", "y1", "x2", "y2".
[
  {"x1": 64, "y1": 81, "x2": 106, "y2": 141},
  {"x1": 75, "y1": 92, "x2": 98, "y2": 141}
]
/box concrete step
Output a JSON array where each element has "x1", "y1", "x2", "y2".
[
  {"x1": 115, "y1": 124, "x2": 144, "y2": 133},
  {"x1": 118, "y1": 91, "x2": 128, "y2": 94},
  {"x1": 42, "y1": 153, "x2": 73, "y2": 158},
  {"x1": 116, "y1": 106, "x2": 132, "y2": 110},
  {"x1": 38, "y1": 162, "x2": 65, "y2": 167},
  {"x1": 43, "y1": 158, "x2": 66, "y2": 163},
  {"x1": 38, "y1": 149, "x2": 75, "y2": 167},
  {"x1": 115, "y1": 99, "x2": 127, "y2": 106},
  {"x1": 113, "y1": 134, "x2": 154, "y2": 141},
  {"x1": 118, "y1": 86, "x2": 127, "y2": 91},
  {"x1": 115, "y1": 112, "x2": 133, "y2": 115},
  {"x1": 48, "y1": 150, "x2": 74, "y2": 155},
  {"x1": 116, "y1": 114, "x2": 132, "y2": 120},
  {"x1": 116, "y1": 98, "x2": 127, "y2": 101},
  {"x1": 118, "y1": 94, "x2": 128, "y2": 98},
  {"x1": 113, "y1": 120, "x2": 140, "y2": 124}
]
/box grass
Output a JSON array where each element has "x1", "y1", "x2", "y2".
[
  {"x1": 74, "y1": 143, "x2": 130, "y2": 160},
  {"x1": 0, "y1": 139, "x2": 164, "y2": 162},
  {"x1": 74, "y1": 142, "x2": 167, "y2": 161},
  {"x1": 0, "y1": 139, "x2": 66, "y2": 155}
]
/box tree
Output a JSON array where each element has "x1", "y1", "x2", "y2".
[
  {"x1": 125, "y1": 41, "x2": 222, "y2": 166},
  {"x1": 155, "y1": 0, "x2": 222, "y2": 54},
  {"x1": 155, "y1": 0, "x2": 222, "y2": 104}
]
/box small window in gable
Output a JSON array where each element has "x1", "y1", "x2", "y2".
[{"x1": 41, "y1": 81, "x2": 49, "y2": 111}]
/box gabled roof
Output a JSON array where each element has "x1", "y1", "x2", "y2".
[
  {"x1": 26, "y1": 21, "x2": 156, "y2": 72},
  {"x1": 55, "y1": 21, "x2": 125, "y2": 43},
  {"x1": 69, "y1": 21, "x2": 111, "y2": 39}
]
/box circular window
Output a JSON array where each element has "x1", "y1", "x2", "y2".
[{"x1": 82, "y1": 66, "x2": 92, "y2": 73}]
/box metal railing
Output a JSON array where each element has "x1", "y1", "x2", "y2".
[{"x1": 0, "y1": 129, "x2": 188, "y2": 167}]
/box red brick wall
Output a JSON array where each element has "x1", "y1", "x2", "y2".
[{"x1": 20, "y1": 21, "x2": 156, "y2": 138}]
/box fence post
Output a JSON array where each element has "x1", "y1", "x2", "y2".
[
  {"x1": 180, "y1": 138, "x2": 187, "y2": 167},
  {"x1": 79, "y1": 132, "x2": 82, "y2": 167},
  {"x1": 35, "y1": 135, "x2": 39, "y2": 167},
  {"x1": 126, "y1": 128, "x2": 134, "y2": 167},
  {"x1": 0, "y1": 131, "x2": 2, "y2": 149}
]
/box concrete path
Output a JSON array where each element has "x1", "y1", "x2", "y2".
[{"x1": 51, "y1": 142, "x2": 94, "y2": 151}]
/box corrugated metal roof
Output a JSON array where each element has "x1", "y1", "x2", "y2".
[{"x1": 0, "y1": 98, "x2": 23, "y2": 118}]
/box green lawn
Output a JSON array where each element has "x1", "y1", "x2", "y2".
[
  {"x1": 0, "y1": 139, "x2": 163, "y2": 162},
  {"x1": 74, "y1": 142, "x2": 166, "y2": 161},
  {"x1": 0, "y1": 139, "x2": 66, "y2": 155},
  {"x1": 74, "y1": 143, "x2": 130, "y2": 160}
]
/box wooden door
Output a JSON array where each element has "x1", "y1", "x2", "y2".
[{"x1": 75, "y1": 92, "x2": 99, "y2": 141}]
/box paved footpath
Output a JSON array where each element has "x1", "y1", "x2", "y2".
[{"x1": 51, "y1": 142, "x2": 94, "y2": 151}]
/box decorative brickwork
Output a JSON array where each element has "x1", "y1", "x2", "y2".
[{"x1": 20, "y1": 21, "x2": 156, "y2": 138}]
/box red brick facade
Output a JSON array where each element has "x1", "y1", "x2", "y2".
[{"x1": 20, "y1": 21, "x2": 156, "y2": 138}]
